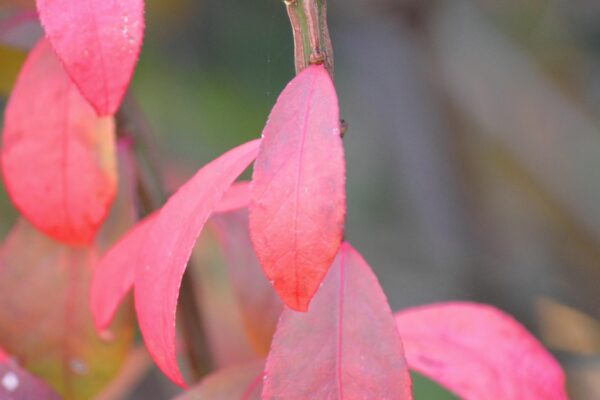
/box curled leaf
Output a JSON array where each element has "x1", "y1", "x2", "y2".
[
  {"x1": 35, "y1": 0, "x2": 144, "y2": 115},
  {"x1": 263, "y1": 243, "x2": 412, "y2": 399},
  {"x1": 395, "y1": 302, "x2": 568, "y2": 399},
  {"x1": 90, "y1": 181, "x2": 253, "y2": 335},
  {"x1": 250, "y1": 64, "x2": 346, "y2": 311},
  {"x1": 1, "y1": 39, "x2": 117, "y2": 245},
  {"x1": 135, "y1": 140, "x2": 261, "y2": 387}
]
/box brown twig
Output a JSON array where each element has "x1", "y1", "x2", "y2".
[{"x1": 284, "y1": 0, "x2": 334, "y2": 77}]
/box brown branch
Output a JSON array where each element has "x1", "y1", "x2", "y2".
[{"x1": 284, "y1": 0, "x2": 334, "y2": 77}]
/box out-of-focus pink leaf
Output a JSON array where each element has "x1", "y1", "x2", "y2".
[
  {"x1": 135, "y1": 140, "x2": 261, "y2": 387},
  {"x1": 212, "y1": 211, "x2": 282, "y2": 356},
  {"x1": 395, "y1": 302, "x2": 568, "y2": 399},
  {"x1": 91, "y1": 213, "x2": 156, "y2": 332},
  {"x1": 188, "y1": 225, "x2": 257, "y2": 368},
  {"x1": 35, "y1": 0, "x2": 144, "y2": 115},
  {"x1": 249, "y1": 64, "x2": 346, "y2": 312},
  {"x1": 263, "y1": 242, "x2": 412, "y2": 399},
  {"x1": 0, "y1": 347, "x2": 61, "y2": 400},
  {"x1": 90, "y1": 181, "x2": 254, "y2": 335},
  {"x1": 214, "y1": 181, "x2": 251, "y2": 213},
  {"x1": 175, "y1": 359, "x2": 264, "y2": 400},
  {"x1": 1, "y1": 39, "x2": 117, "y2": 245},
  {"x1": 0, "y1": 220, "x2": 133, "y2": 399}
]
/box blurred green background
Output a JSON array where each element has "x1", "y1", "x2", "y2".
[{"x1": 1, "y1": 0, "x2": 600, "y2": 398}]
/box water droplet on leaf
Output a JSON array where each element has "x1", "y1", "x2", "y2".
[{"x1": 1, "y1": 372, "x2": 19, "y2": 392}]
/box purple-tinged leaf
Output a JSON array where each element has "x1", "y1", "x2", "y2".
[
  {"x1": 395, "y1": 302, "x2": 568, "y2": 399},
  {"x1": 263, "y1": 243, "x2": 412, "y2": 399}
]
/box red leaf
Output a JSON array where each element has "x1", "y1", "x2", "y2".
[
  {"x1": 90, "y1": 181, "x2": 253, "y2": 335},
  {"x1": 1, "y1": 39, "x2": 117, "y2": 245},
  {"x1": 175, "y1": 360, "x2": 264, "y2": 400},
  {"x1": 249, "y1": 65, "x2": 345, "y2": 312},
  {"x1": 263, "y1": 243, "x2": 412, "y2": 399},
  {"x1": 212, "y1": 211, "x2": 283, "y2": 356},
  {"x1": 35, "y1": 0, "x2": 144, "y2": 115},
  {"x1": 135, "y1": 140, "x2": 261, "y2": 387},
  {"x1": 395, "y1": 302, "x2": 568, "y2": 399},
  {"x1": 0, "y1": 348, "x2": 61, "y2": 400}
]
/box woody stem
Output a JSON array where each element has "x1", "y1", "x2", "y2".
[{"x1": 285, "y1": 0, "x2": 334, "y2": 77}]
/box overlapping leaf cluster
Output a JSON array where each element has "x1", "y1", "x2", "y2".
[{"x1": 0, "y1": 0, "x2": 569, "y2": 399}]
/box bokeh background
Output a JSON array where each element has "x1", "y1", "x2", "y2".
[{"x1": 1, "y1": 0, "x2": 600, "y2": 398}]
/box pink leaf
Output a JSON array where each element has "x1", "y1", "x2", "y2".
[
  {"x1": 214, "y1": 181, "x2": 251, "y2": 213},
  {"x1": 212, "y1": 210, "x2": 283, "y2": 356},
  {"x1": 175, "y1": 360, "x2": 264, "y2": 400},
  {"x1": 249, "y1": 64, "x2": 346, "y2": 311},
  {"x1": 90, "y1": 213, "x2": 157, "y2": 332},
  {"x1": 395, "y1": 302, "x2": 568, "y2": 399},
  {"x1": 35, "y1": 0, "x2": 144, "y2": 115},
  {"x1": 0, "y1": 347, "x2": 61, "y2": 400},
  {"x1": 135, "y1": 140, "x2": 261, "y2": 387},
  {"x1": 1, "y1": 39, "x2": 117, "y2": 245},
  {"x1": 89, "y1": 181, "x2": 253, "y2": 335},
  {"x1": 263, "y1": 242, "x2": 412, "y2": 399}
]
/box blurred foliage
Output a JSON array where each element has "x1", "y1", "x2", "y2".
[{"x1": 1, "y1": 0, "x2": 600, "y2": 398}]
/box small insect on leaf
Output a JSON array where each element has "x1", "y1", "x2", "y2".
[
  {"x1": 1, "y1": 38, "x2": 117, "y2": 245},
  {"x1": 250, "y1": 64, "x2": 346, "y2": 312},
  {"x1": 263, "y1": 243, "x2": 412, "y2": 399},
  {"x1": 0, "y1": 347, "x2": 61, "y2": 400},
  {"x1": 135, "y1": 140, "x2": 261, "y2": 387},
  {"x1": 35, "y1": 0, "x2": 144, "y2": 115},
  {"x1": 395, "y1": 302, "x2": 568, "y2": 400}
]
